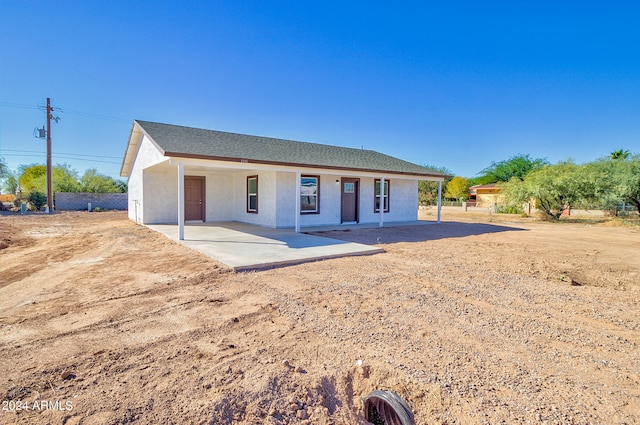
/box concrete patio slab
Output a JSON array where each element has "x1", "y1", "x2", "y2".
[{"x1": 147, "y1": 222, "x2": 385, "y2": 271}]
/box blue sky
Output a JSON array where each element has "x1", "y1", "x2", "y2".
[{"x1": 1, "y1": 1, "x2": 639, "y2": 181}]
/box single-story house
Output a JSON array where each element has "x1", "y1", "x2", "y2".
[
  {"x1": 469, "y1": 183, "x2": 502, "y2": 208},
  {"x1": 120, "y1": 120, "x2": 447, "y2": 239}
]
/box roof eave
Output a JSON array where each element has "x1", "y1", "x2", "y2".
[
  {"x1": 120, "y1": 120, "x2": 166, "y2": 177},
  {"x1": 164, "y1": 152, "x2": 446, "y2": 179}
]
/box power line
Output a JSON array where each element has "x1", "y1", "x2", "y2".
[
  {"x1": 0, "y1": 101, "x2": 130, "y2": 124},
  {"x1": 0, "y1": 101, "x2": 39, "y2": 110},
  {"x1": 55, "y1": 156, "x2": 121, "y2": 165},
  {"x1": 54, "y1": 152, "x2": 122, "y2": 160},
  {"x1": 1, "y1": 153, "x2": 121, "y2": 164},
  {"x1": 0, "y1": 153, "x2": 46, "y2": 158},
  {"x1": 1, "y1": 152, "x2": 121, "y2": 165},
  {"x1": 1, "y1": 148, "x2": 121, "y2": 159},
  {"x1": 63, "y1": 109, "x2": 129, "y2": 124}
]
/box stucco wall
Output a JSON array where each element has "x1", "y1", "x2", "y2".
[
  {"x1": 476, "y1": 193, "x2": 503, "y2": 208},
  {"x1": 232, "y1": 170, "x2": 278, "y2": 227},
  {"x1": 359, "y1": 178, "x2": 418, "y2": 224},
  {"x1": 131, "y1": 154, "x2": 421, "y2": 227},
  {"x1": 274, "y1": 173, "x2": 344, "y2": 228},
  {"x1": 205, "y1": 173, "x2": 234, "y2": 221},
  {"x1": 275, "y1": 172, "x2": 295, "y2": 228},
  {"x1": 271, "y1": 174, "x2": 419, "y2": 228},
  {"x1": 143, "y1": 166, "x2": 178, "y2": 224},
  {"x1": 140, "y1": 169, "x2": 237, "y2": 224},
  {"x1": 127, "y1": 135, "x2": 167, "y2": 223}
]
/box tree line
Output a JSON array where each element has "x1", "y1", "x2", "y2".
[
  {"x1": 0, "y1": 159, "x2": 127, "y2": 197},
  {"x1": 420, "y1": 150, "x2": 639, "y2": 219}
]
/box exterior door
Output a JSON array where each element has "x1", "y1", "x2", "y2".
[
  {"x1": 185, "y1": 176, "x2": 205, "y2": 221},
  {"x1": 341, "y1": 178, "x2": 359, "y2": 223}
]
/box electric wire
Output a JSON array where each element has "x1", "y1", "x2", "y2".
[
  {"x1": 0, "y1": 101, "x2": 130, "y2": 124},
  {"x1": 1, "y1": 153, "x2": 120, "y2": 165},
  {"x1": 1, "y1": 148, "x2": 121, "y2": 159}
]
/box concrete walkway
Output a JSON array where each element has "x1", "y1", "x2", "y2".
[{"x1": 147, "y1": 222, "x2": 385, "y2": 271}]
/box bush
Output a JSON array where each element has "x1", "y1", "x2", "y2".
[
  {"x1": 497, "y1": 204, "x2": 524, "y2": 214},
  {"x1": 27, "y1": 191, "x2": 47, "y2": 211}
]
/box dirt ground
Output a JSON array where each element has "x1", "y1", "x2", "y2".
[{"x1": 0, "y1": 210, "x2": 638, "y2": 425}]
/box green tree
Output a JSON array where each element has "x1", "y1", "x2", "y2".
[
  {"x1": 0, "y1": 157, "x2": 8, "y2": 180},
  {"x1": 3, "y1": 172, "x2": 19, "y2": 195},
  {"x1": 610, "y1": 149, "x2": 630, "y2": 160},
  {"x1": 418, "y1": 165, "x2": 452, "y2": 206},
  {"x1": 115, "y1": 180, "x2": 128, "y2": 193},
  {"x1": 81, "y1": 168, "x2": 123, "y2": 193},
  {"x1": 444, "y1": 176, "x2": 470, "y2": 201},
  {"x1": 477, "y1": 154, "x2": 549, "y2": 184},
  {"x1": 503, "y1": 161, "x2": 593, "y2": 220},
  {"x1": 575, "y1": 154, "x2": 640, "y2": 214},
  {"x1": 18, "y1": 164, "x2": 46, "y2": 192},
  {"x1": 604, "y1": 154, "x2": 640, "y2": 214},
  {"x1": 0, "y1": 157, "x2": 19, "y2": 194},
  {"x1": 19, "y1": 163, "x2": 81, "y2": 194},
  {"x1": 53, "y1": 164, "x2": 81, "y2": 192}
]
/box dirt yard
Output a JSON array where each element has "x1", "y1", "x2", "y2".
[{"x1": 1, "y1": 211, "x2": 638, "y2": 425}]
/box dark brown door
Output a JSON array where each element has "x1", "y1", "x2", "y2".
[
  {"x1": 341, "y1": 178, "x2": 359, "y2": 223},
  {"x1": 185, "y1": 176, "x2": 205, "y2": 221}
]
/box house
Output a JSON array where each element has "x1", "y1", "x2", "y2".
[
  {"x1": 120, "y1": 120, "x2": 447, "y2": 239},
  {"x1": 469, "y1": 183, "x2": 502, "y2": 208}
]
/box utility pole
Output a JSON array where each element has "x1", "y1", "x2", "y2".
[
  {"x1": 33, "y1": 98, "x2": 59, "y2": 213},
  {"x1": 46, "y1": 97, "x2": 53, "y2": 213}
]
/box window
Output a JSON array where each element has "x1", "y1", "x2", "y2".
[
  {"x1": 344, "y1": 182, "x2": 355, "y2": 193},
  {"x1": 300, "y1": 175, "x2": 319, "y2": 214},
  {"x1": 374, "y1": 179, "x2": 389, "y2": 212},
  {"x1": 247, "y1": 176, "x2": 258, "y2": 213}
]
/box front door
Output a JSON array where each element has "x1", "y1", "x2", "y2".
[
  {"x1": 185, "y1": 176, "x2": 205, "y2": 221},
  {"x1": 341, "y1": 178, "x2": 359, "y2": 223}
]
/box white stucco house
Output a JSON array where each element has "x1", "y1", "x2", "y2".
[{"x1": 120, "y1": 120, "x2": 447, "y2": 239}]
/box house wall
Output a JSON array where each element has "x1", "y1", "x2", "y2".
[
  {"x1": 476, "y1": 193, "x2": 503, "y2": 208},
  {"x1": 143, "y1": 166, "x2": 178, "y2": 223},
  {"x1": 274, "y1": 172, "x2": 344, "y2": 228},
  {"x1": 231, "y1": 170, "x2": 278, "y2": 227},
  {"x1": 205, "y1": 173, "x2": 234, "y2": 221},
  {"x1": 359, "y1": 178, "x2": 419, "y2": 224},
  {"x1": 271, "y1": 174, "x2": 418, "y2": 227},
  {"x1": 141, "y1": 169, "x2": 237, "y2": 224},
  {"x1": 127, "y1": 135, "x2": 168, "y2": 223},
  {"x1": 131, "y1": 154, "x2": 421, "y2": 227},
  {"x1": 275, "y1": 172, "x2": 295, "y2": 228}
]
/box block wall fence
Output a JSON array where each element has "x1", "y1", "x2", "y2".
[{"x1": 55, "y1": 192, "x2": 128, "y2": 211}]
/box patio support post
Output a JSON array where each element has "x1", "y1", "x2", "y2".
[
  {"x1": 379, "y1": 177, "x2": 384, "y2": 228},
  {"x1": 437, "y1": 180, "x2": 442, "y2": 223},
  {"x1": 295, "y1": 171, "x2": 301, "y2": 233},
  {"x1": 177, "y1": 162, "x2": 185, "y2": 240}
]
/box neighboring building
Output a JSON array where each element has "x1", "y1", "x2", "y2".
[
  {"x1": 469, "y1": 183, "x2": 502, "y2": 208},
  {"x1": 120, "y1": 120, "x2": 447, "y2": 238}
]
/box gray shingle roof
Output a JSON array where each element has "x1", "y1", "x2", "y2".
[{"x1": 135, "y1": 120, "x2": 446, "y2": 178}]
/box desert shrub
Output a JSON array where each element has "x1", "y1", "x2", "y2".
[
  {"x1": 27, "y1": 191, "x2": 47, "y2": 211},
  {"x1": 497, "y1": 204, "x2": 523, "y2": 214}
]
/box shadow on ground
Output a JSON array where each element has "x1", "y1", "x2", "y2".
[{"x1": 306, "y1": 221, "x2": 526, "y2": 245}]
